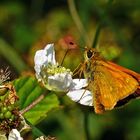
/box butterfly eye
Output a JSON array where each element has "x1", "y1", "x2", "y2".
[{"x1": 87, "y1": 50, "x2": 93, "y2": 58}]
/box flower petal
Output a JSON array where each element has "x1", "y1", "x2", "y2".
[
  {"x1": 67, "y1": 89, "x2": 93, "y2": 106},
  {"x1": 44, "y1": 44, "x2": 56, "y2": 65},
  {"x1": 70, "y1": 79, "x2": 88, "y2": 90},
  {"x1": 34, "y1": 44, "x2": 56, "y2": 77},
  {"x1": 8, "y1": 129, "x2": 23, "y2": 140}
]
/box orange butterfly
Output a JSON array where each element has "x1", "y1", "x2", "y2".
[{"x1": 81, "y1": 47, "x2": 140, "y2": 114}]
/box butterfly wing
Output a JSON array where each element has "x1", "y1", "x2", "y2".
[
  {"x1": 106, "y1": 61, "x2": 140, "y2": 83},
  {"x1": 106, "y1": 61, "x2": 140, "y2": 95},
  {"x1": 89, "y1": 60, "x2": 139, "y2": 114}
]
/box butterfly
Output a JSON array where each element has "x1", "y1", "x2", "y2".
[{"x1": 80, "y1": 47, "x2": 140, "y2": 114}]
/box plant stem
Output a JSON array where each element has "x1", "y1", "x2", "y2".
[
  {"x1": 67, "y1": 0, "x2": 91, "y2": 46},
  {"x1": 92, "y1": 23, "x2": 102, "y2": 48},
  {"x1": 20, "y1": 93, "x2": 45, "y2": 115},
  {"x1": 91, "y1": 0, "x2": 114, "y2": 48},
  {"x1": 84, "y1": 113, "x2": 90, "y2": 140}
]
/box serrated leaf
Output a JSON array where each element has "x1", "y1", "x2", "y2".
[{"x1": 13, "y1": 76, "x2": 60, "y2": 125}]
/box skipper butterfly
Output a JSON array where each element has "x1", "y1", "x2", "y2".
[{"x1": 81, "y1": 47, "x2": 140, "y2": 114}]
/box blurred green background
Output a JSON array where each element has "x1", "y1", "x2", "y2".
[{"x1": 0, "y1": 0, "x2": 140, "y2": 140}]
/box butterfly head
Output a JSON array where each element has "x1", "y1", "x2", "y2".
[{"x1": 84, "y1": 47, "x2": 99, "y2": 61}]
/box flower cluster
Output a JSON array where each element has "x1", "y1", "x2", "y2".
[{"x1": 34, "y1": 44, "x2": 92, "y2": 106}]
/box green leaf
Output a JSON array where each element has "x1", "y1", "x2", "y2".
[{"x1": 13, "y1": 76, "x2": 60, "y2": 125}]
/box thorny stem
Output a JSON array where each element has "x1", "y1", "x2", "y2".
[
  {"x1": 67, "y1": 0, "x2": 91, "y2": 46},
  {"x1": 20, "y1": 93, "x2": 45, "y2": 115}
]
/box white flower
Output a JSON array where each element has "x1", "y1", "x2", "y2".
[
  {"x1": 8, "y1": 129, "x2": 23, "y2": 140},
  {"x1": 34, "y1": 44, "x2": 93, "y2": 105},
  {"x1": 34, "y1": 44, "x2": 73, "y2": 92}
]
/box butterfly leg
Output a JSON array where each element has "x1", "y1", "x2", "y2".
[
  {"x1": 73, "y1": 63, "x2": 82, "y2": 76},
  {"x1": 77, "y1": 88, "x2": 87, "y2": 103},
  {"x1": 73, "y1": 63, "x2": 84, "y2": 78}
]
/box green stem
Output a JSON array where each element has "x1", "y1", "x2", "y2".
[
  {"x1": 92, "y1": 23, "x2": 102, "y2": 48},
  {"x1": 84, "y1": 113, "x2": 90, "y2": 140},
  {"x1": 91, "y1": 0, "x2": 114, "y2": 48},
  {"x1": 67, "y1": 0, "x2": 91, "y2": 46}
]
